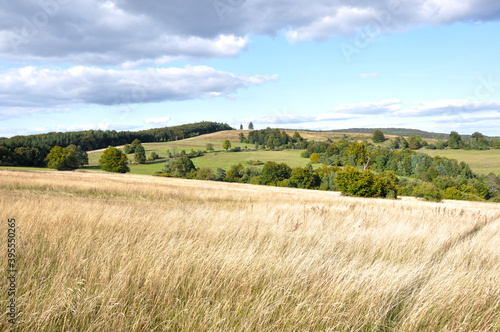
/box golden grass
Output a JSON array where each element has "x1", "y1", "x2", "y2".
[{"x1": 1, "y1": 170, "x2": 499, "y2": 331}]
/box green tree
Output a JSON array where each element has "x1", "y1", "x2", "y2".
[
  {"x1": 372, "y1": 129, "x2": 385, "y2": 143},
  {"x1": 197, "y1": 167, "x2": 215, "y2": 180},
  {"x1": 222, "y1": 140, "x2": 231, "y2": 151},
  {"x1": 171, "y1": 155, "x2": 196, "y2": 178},
  {"x1": 447, "y1": 131, "x2": 462, "y2": 149},
  {"x1": 131, "y1": 139, "x2": 141, "y2": 152},
  {"x1": 261, "y1": 161, "x2": 292, "y2": 185},
  {"x1": 134, "y1": 144, "x2": 146, "y2": 164},
  {"x1": 206, "y1": 143, "x2": 214, "y2": 151},
  {"x1": 289, "y1": 167, "x2": 321, "y2": 189},
  {"x1": 408, "y1": 136, "x2": 421, "y2": 150},
  {"x1": 45, "y1": 145, "x2": 86, "y2": 170},
  {"x1": 123, "y1": 144, "x2": 133, "y2": 154},
  {"x1": 215, "y1": 167, "x2": 226, "y2": 181},
  {"x1": 248, "y1": 122, "x2": 254, "y2": 130},
  {"x1": 292, "y1": 131, "x2": 303, "y2": 142},
  {"x1": 239, "y1": 124, "x2": 243, "y2": 130},
  {"x1": 99, "y1": 147, "x2": 130, "y2": 173},
  {"x1": 334, "y1": 166, "x2": 397, "y2": 198},
  {"x1": 239, "y1": 133, "x2": 246, "y2": 143},
  {"x1": 266, "y1": 137, "x2": 274, "y2": 150},
  {"x1": 346, "y1": 142, "x2": 371, "y2": 170},
  {"x1": 225, "y1": 163, "x2": 244, "y2": 182}
]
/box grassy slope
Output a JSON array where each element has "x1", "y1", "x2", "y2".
[
  {"x1": 1, "y1": 170, "x2": 499, "y2": 331},
  {"x1": 421, "y1": 149, "x2": 500, "y2": 176}
]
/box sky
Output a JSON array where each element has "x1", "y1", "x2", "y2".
[{"x1": 1, "y1": 0, "x2": 500, "y2": 137}]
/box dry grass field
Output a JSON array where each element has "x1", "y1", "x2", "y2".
[{"x1": 1, "y1": 170, "x2": 499, "y2": 331}]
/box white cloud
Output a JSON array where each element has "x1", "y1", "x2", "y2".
[
  {"x1": 0, "y1": 65, "x2": 277, "y2": 118},
  {"x1": 334, "y1": 99, "x2": 401, "y2": 114},
  {"x1": 145, "y1": 116, "x2": 171, "y2": 125},
  {"x1": 360, "y1": 73, "x2": 380, "y2": 78},
  {"x1": 396, "y1": 99, "x2": 500, "y2": 117}
]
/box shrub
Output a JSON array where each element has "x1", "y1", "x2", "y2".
[
  {"x1": 215, "y1": 168, "x2": 226, "y2": 181},
  {"x1": 334, "y1": 167, "x2": 398, "y2": 198},
  {"x1": 443, "y1": 187, "x2": 462, "y2": 200},
  {"x1": 171, "y1": 155, "x2": 196, "y2": 178},
  {"x1": 413, "y1": 183, "x2": 442, "y2": 202},
  {"x1": 196, "y1": 167, "x2": 215, "y2": 181},
  {"x1": 289, "y1": 167, "x2": 321, "y2": 189},
  {"x1": 261, "y1": 161, "x2": 292, "y2": 185},
  {"x1": 247, "y1": 159, "x2": 264, "y2": 166},
  {"x1": 148, "y1": 151, "x2": 160, "y2": 161},
  {"x1": 310, "y1": 153, "x2": 320, "y2": 163},
  {"x1": 300, "y1": 151, "x2": 311, "y2": 158},
  {"x1": 225, "y1": 163, "x2": 244, "y2": 182}
]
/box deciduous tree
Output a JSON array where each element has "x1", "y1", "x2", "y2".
[{"x1": 99, "y1": 147, "x2": 130, "y2": 173}]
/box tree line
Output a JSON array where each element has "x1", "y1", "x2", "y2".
[{"x1": 0, "y1": 121, "x2": 232, "y2": 167}]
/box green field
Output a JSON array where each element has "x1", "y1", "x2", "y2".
[
  {"x1": 421, "y1": 149, "x2": 500, "y2": 176},
  {"x1": 192, "y1": 149, "x2": 312, "y2": 171},
  {"x1": 86, "y1": 145, "x2": 311, "y2": 175}
]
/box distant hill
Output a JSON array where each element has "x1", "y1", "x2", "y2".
[{"x1": 318, "y1": 128, "x2": 449, "y2": 139}]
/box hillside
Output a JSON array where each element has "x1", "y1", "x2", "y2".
[
  {"x1": 1, "y1": 170, "x2": 499, "y2": 331},
  {"x1": 312, "y1": 128, "x2": 449, "y2": 139}
]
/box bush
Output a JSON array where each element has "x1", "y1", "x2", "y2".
[
  {"x1": 289, "y1": 167, "x2": 321, "y2": 189},
  {"x1": 310, "y1": 153, "x2": 320, "y2": 163},
  {"x1": 300, "y1": 151, "x2": 311, "y2": 158},
  {"x1": 247, "y1": 159, "x2": 264, "y2": 166},
  {"x1": 413, "y1": 183, "x2": 442, "y2": 202},
  {"x1": 215, "y1": 168, "x2": 226, "y2": 181},
  {"x1": 443, "y1": 187, "x2": 462, "y2": 200},
  {"x1": 225, "y1": 163, "x2": 244, "y2": 182},
  {"x1": 229, "y1": 147, "x2": 242, "y2": 152},
  {"x1": 261, "y1": 161, "x2": 292, "y2": 185},
  {"x1": 171, "y1": 155, "x2": 196, "y2": 178},
  {"x1": 148, "y1": 151, "x2": 160, "y2": 161},
  {"x1": 197, "y1": 167, "x2": 215, "y2": 181},
  {"x1": 334, "y1": 167, "x2": 398, "y2": 198},
  {"x1": 99, "y1": 147, "x2": 130, "y2": 173}
]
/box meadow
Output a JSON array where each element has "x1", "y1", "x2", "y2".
[
  {"x1": 422, "y1": 149, "x2": 500, "y2": 176},
  {"x1": 1, "y1": 170, "x2": 499, "y2": 331}
]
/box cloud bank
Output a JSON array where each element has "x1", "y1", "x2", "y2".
[
  {"x1": 0, "y1": 65, "x2": 276, "y2": 112},
  {"x1": 1, "y1": 0, "x2": 499, "y2": 65}
]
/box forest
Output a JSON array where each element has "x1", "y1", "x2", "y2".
[{"x1": 0, "y1": 121, "x2": 232, "y2": 166}]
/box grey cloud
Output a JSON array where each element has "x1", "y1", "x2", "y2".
[
  {"x1": 1, "y1": 0, "x2": 499, "y2": 65},
  {"x1": 0, "y1": 65, "x2": 277, "y2": 111}
]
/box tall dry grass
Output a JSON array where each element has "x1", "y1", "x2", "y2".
[{"x1": 1, "y1": 170, "x2": 499, "y2": 331}]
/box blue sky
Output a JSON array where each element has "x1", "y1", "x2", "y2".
[{"x1": 1, "y1": 0, "x2": 500, "y2": 137}]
